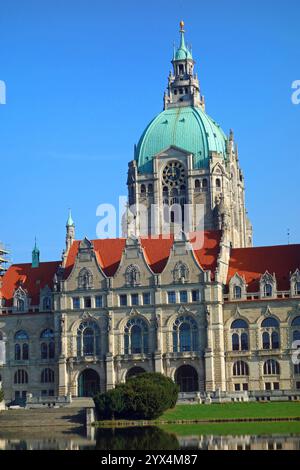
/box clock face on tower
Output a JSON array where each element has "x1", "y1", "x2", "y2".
[{"x1": 162, "y1": 161, "x2": 185, "y2": 186}]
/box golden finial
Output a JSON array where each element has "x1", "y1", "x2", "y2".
[{"x1": 180, "y1": 20, "x2": 185, "y2": 31}]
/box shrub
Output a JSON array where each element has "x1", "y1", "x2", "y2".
[
  {"x1": 94, "y1": 372, "x2": 178, "y2": 420},
  {"x1": 0, "y1": 388, "x2": 4, "y2": 403}
]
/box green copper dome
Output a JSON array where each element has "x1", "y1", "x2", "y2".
[{"x1": 135, "y1": 106, "x2": 227, "y2": 174}]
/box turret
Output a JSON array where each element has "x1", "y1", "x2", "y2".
[
  {"x1": 66, "y1": 209, "x2": 75, "y2": 252},
  {"x1": 164, "y1": 21, "x2": 205, "y2": 110}
]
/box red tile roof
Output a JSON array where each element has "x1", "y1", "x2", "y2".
[
  {"x1": 64, "y1": 231, "x2": 222, "y2": 277},
  {"x1": 0, "y1": 261, "x2": 60, "y2": 307},
  {"x1": 227, "y1": 244, "x2": 300, "y2": 291}
]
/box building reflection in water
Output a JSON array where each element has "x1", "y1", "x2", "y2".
[{"x1": 0, "y1": 426, "x2": 300, "y2": 450}]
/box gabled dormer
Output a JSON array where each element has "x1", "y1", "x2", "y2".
[
  {"x1": 290, "y1": 269, "x2": 300, "y2": 297},
  {"x1": 40, "y1": 285, "x2": 53, "y2": 311},
  {"x1": 13, "y1": 285, "x2": 29, "y2": 313},
  {"x1": 113, "y1": 236, "x2": 154, "y2": 289},
  {"x1": 260, "y1": 271, "x2": 277, "y2": 299},
  {"x1": 228, "y1": 273, "x2": 247, "y2": 301}
]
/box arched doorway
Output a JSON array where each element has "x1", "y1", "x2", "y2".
[
  {"x1": 126, "y1": 367, "x2": 146, "y2": 381},
  {"x1": 175, "y1": 365, "x2": 198, "y2": 392},
  {"x1": 78, "y1": 369, "x2": 100, "y2": 397}
]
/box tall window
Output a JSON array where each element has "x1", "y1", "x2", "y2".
[
  {"x1": 16, "y1": 298, "x2": 25, "y2": 312},
  {"x1": 42, "y1": 297, "x2": 51, "y2": 311},
  {"x1": 291, "y1": 317, "x2": 300, "y2": 345},
  {"x1": 14, "y1": 330, "x2": 29, "y2": 360},
  {"x1": 77, "y1": 321, "x2": 100, "y2": 357},
  {"x1": 233, "y1": 286, "x2": 242, "y2": 299},
  {"x1": 233, "y1": 360, "x2": 249, "y2": 376},
  {"x1": 263, "y1": 283, "x2": 273, "y2": 297},
  {"x1": 124, "y1": 317, "x2": 148, "y2": 354},
  {"x1": 40, "y1": 329, "x2": 55, "y2": 360},
  {"x1": 14, "y1": 369, "x2": 28, "y2": 384},
  {"x1": 173, "y1": 316, "x2": 199, "y2": 353},
  {"x1": 261, "y1": 317, "x2": 280, "y2": 349},
  {"x1": 41, "y1": 368, "x2": 54, "y2": 383},
  {"x1": 231, "y1": 319, "x2": 249, "y2": 351},
  {"x1": 263, "y1": 359, "x2": 280, "y2": 375}
]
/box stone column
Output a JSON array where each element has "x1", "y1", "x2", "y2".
[
  {"x1": 58, "y1": 357, "x2": 67, "y2": 396},
  {"x1": 105, "y1": 353, "x2": 114, "y2": 390}
]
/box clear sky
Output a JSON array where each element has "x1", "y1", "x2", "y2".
[{"x1": 1, "y1": 0, "x2": 299, "y2": 263}]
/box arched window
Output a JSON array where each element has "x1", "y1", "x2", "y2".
[
  {"x1": 40, "y1": 329, "x2": 55, "y2": 360},
  {"x1": 231, "y1": 319, "x2": 248, "y2": 329},
  {"x1": 264, "y1": 283, "x2": 273, "y2": 297},
  {"x1": 14, "y1": 330, "x2": 29, "y2": 340},
  {"x1": 148, "y1": 184, "x2": 153, "y2": 194},
  {"x1": 291, "y1": 317, "x2": 300, "y2": 346},
  {"x1": 14, "y1": 330, "x2": 29, "y2": 360},
  {"x1": 231, "y1": 319, "x2": 249, "y2": 351},
  {"x1": 41, "y1": 368, "x2": 54, "y2": 383},
  {"x1": 124, "y1": 317, "x2": 149, "y2": 354},
  {"x1": 173, "y1": 316, "x2": 198, "y2": 352},
  {"x1": 77, "y1": 321, "x2": 100, "y2": 357},
  {"x1": 78, "y1": 268, "x2": 93, "y2": 290},
  {"x1": 233, "y1": 286, "x2": 242, "y2": 299},
  {"x1": 263, "y1": 359, "x2": 280, "y2": 375},
  {"x1": 194, "y1": 179, "x2": 200, "y2": 191},
  {"x1": 202, "y1": 178, "x2": 208, "y2": 190},
  {"x1": 216, "y1": 178, "x2": 221, "y2": 191},
  {"x1": 233, "y1": 360, "x2": 249, "y2": 376},
  {"x1": 261, "y1": 317, "x2": 280, "y2": 350},
  {"x1": 14, "y1": 369, "x2": 28, "y2": 384},
  {"x1": 262, "y1": 317, "x2": 279, "y2": 328},
  {"x1": 141, "y1": 184, "x2": 146, "y2": 194}
]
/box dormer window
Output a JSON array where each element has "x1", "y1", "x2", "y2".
[
  {"x1": 295, "y1": 282, "x2": 300, "y2": 296},
  {"x1": 42, "y1": 297, "x2": 51, "y2": 311},
  {"x1": 17, "y1": 298, "x2": 25, "y2": 312},
  {"x1": 260, "y1": 271, "x2": 276, "y2": 299},
  {"x1": 234, "y1": 286, "x2": 242, "y2": 299},
  {"x1": 264, "y1": 283, "x2": 273, "y2": 297},
  {"x1": 229, "y1": 273, "x2": 246, "y2": 301}
]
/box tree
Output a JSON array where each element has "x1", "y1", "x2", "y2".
[
  {"x1": 0, "y1": 388, "x2": 4, "y2": 403},
  {"x1": 94, "y1": 372, "x2": 179, "y2": 420}
]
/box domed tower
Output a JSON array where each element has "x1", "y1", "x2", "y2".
[{"x1": 127, "y1": 22, "x2": 252, "y2": 248}]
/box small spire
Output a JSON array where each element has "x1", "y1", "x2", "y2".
[
  {"x1": 66, "y1": 208, "x2": 74, "y2": 227},
  {"x1": 32, "y1": 237, "x2": 40, "y2": 268},
  {"x1": 179, "y1": 20, "x2": 186, "y2": 49}
]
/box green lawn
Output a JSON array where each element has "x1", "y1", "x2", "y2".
[
  {"x1": 160, "y1": 402, "x2": 300, "y2": 421},
  {"x1": 160, "y1": 420, "x2": 300, "y2": 436}
]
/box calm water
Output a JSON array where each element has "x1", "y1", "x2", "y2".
[{"x1": 0, "y1": 426, "x2": 300, "y2": 450}]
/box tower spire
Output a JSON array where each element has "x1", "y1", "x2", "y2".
[
  {"x1": 32, "y1": 237, "x2": 40, "y2": 268},
  {"x1": 164, "y1": 22, "x2": 204, "y2": 110}
]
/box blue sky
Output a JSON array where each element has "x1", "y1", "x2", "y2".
[{"x1": 0, "y1": 0, "x2": 299, "y2": 263}]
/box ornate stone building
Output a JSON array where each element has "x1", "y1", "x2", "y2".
[{"x1": 0, "y1": 23, "x2": 300, "y2": 401}]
